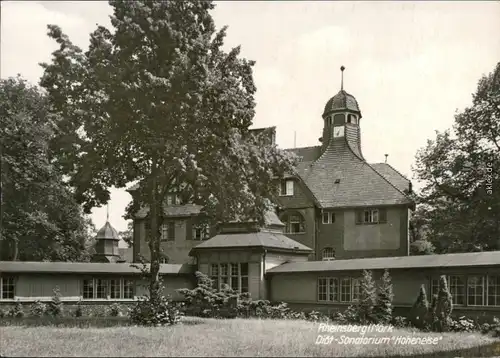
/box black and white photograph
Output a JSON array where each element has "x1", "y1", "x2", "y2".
[{"x1": 0, "y1": 1, "x2": 499, "y2": 356}]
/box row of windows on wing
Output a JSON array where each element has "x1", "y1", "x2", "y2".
[
  {"x1": 316, "y1": 275, "x2": 500, "y2": 307},
  {"x1": 0, "y1": 277, "x2": 136, "y2": 300},
  {"x1": 145, "y1": 221, "x2": 210, "y2": 242},
  {"x1": 430, "y1": 275, "x2": 500, "y2": 307},
  {"x1": 279, "y1": 208, "x2": 388, "y2": 234}
]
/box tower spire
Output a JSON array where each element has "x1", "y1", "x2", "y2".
[
  {"x1": 340, "y1": 65, "x2": 345, "y2": 90},
  {"x1": 106, "y1": 203, "x2": 109, "y2": 222}
]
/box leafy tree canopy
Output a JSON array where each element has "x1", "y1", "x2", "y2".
[
  {"x1": 0, "y1": 76, "x2": 94, "y2": 261},
  {"x1": 40, "y1": 0, "x2": 297, "y2": 298},
  {"x1": 413, "y1": 62, "x2": 500, "y2": 253}
]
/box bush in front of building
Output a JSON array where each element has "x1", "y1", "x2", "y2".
[
  {"x1": 129, "y1": 262, "x2": 183, "y2": 326},
  {"x1": 434, "y1": 275, "x2": 453, "y2": 332},
  {"x1": 481, "y1": 317, "x2": 500, "y2": 337},
  {"x1": 409, "y1": 284, "x2": 430, "y2": 330},
  {"x1": 46, "y1": 287, "x2": 64, "y2": 317},
  {"x1": 178, "y1": 271, "x2": 243, "y2": 319},
  {"x1": 356, "y1": 270, "x2": 377, "y2": 324},
  {"x1": 109, "y1": 303, "x2": 123, "y2": 317},
  {"x1": 7, "y1": 301, "x2": 24, "y2": 318},
  {"x1": 373, "y1": 269, "x2": 394, "y2": 324},
  {"x1": 29, "y1": 300, "x2": 48, "y2": 317},
  {"x1": 448, "y1": 316, "x2": 478, "y2": 332}
]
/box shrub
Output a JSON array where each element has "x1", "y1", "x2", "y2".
[
  {"x1": 481, "y1": 317, "x2": 500, "y2": 337},
  {"x1": 0, "y1": 309, "x2": 5, "y2": 318},
  {"x1": 178, "y1": 271, "x2": 245, "y2": 319},
  {"x1": 428, "y1": 293, "x2": 438, "y2": 331},
  {"x1": 29, "y1": 300, "x2": 47, "y2": 317},
  {"x1": 74, "y1": 301, "x2": 83, "y2": 318},
  {"x1": 448, "y1": 316, "x2": 477, "y2": 332},
  {"x1": 109, "y1": 303, "x2": 122, "y2": 317},
  {"x1": 435, "y1": 275, "x2": 453, "y2": 332},
  {"x1": 333, "y1": 305, "x2": 360, "y2": 324},
  {"x1": 130, "y1": 261, "x2": 183, "y2": 326},
  {"x1": 373, "y1": 269, "x2": 394, "y2": 324},
  {"x1": 8, "y1": 301, "x2": 25, "y2": 318},
  {"x1": 356, "y1": 270, "x2": 377, "y2": 324},
  {"x1": 306, "y1": 310, "x2": 325, "y2": 322},
  {"x1": 129, "y1": 295, "x2": 183, "y2": 326},
  {"x1": 409, "y1": 285, "x2": 430, "y2": 330},
  {"x1": 46, "y1": 287, "x2": 64, "y2": 317},
  {"x1": 392, "y1": 315, "x2": 409, "y2": 328}
]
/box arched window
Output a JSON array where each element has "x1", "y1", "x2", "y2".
[
  {"x1": 280, "y1": 212, "x2": 306, "y2": 234},
  {"x1": 322, "y1": 247, "x2": 335, "y2": 261}
]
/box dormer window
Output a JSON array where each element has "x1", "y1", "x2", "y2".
[{"x1": 279, "y1": 179, "x2": 294, "y2": 196}]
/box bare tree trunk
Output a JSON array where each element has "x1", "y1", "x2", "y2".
[{"x1": 148, "y1": 158, "x2": 161, "y2": 303}]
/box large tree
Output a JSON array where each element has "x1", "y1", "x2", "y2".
[
  {"x1": 0, "y1": 76, "x2": 94, "y2": 261},
  {"x1": 413, "y1": 62, "x2": 500, "y2": 253},
  {"x1": 40, "y1": 0, "x2": 296, "y2": 301}
]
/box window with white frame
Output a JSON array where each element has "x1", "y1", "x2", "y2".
[
  {"x1": 322, "y1": 212, "x2": 335, "y2": 224},
  {"x1": 0, "y1": 276, "x2": 15, "y2": 299},
  {"x1": 318, "y1": 277, "x2": 358, "y2": 303},
  {"x1": 487, "y1": 276, "x2": 500, "y2": 306},
  {"x1": 161, "y1": 221, "x2": 175, "y2": 241},
  {"x1": 430, "y1": 275, "x2": 465, "y2": 305},
  {"x1": 467, "y1": 276, "x2": 484, "y2": 306},
  {"x1": 322, "y1": 247, "x2": 335, "y2": 261},
  {"x1": 82, "y1": 278, "x2": 135, "y2": 300},
  {"x1": 193, "y1": 224, "x2": 209, "y2": 241},
  {"x1": 279, "y1": 179, "x2": 294, "y2": 196},
  {"x1": 356, "y1": 208, "x2": 387, "y2": 225},
  {"x1": 364, "y1": 209, "x2": 379, "y2": 223},
  {"x1": 210, "y1": 263, "x2": 248, "y2": 293},
  {"x1": 280, "y1": 212, "x2": 306, "y2": 234}
]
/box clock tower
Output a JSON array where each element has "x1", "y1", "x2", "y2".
[{"x1": 320, "y1": 66, "x2": 364, "y2": 159}]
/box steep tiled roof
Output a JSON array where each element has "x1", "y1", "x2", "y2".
[
  {"x1": 323, "y1": 90, "x2": 361, "y2": 116},
  {"x1": 135, "y1": 204, "x2": 203, "y2": 219},
  {"x1": 190, "y1": 231, "x2": 312, "y2": 253},
  {"x1": 0, "y1": 261, "x2": 195, "y2": 275},
  {"x1": 370, "y1": 163, "x2": 411, "y2": 193},
  {"x1": 267, "y1": 251, "x2": 500, "y2": 274},
  {"x1": 292, "y1": 135, "x2": 412, "y2": 209}
]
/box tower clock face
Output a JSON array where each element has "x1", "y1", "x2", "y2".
[{"x1": 333, "y1": 126, "x2": 345, "y2": 138}]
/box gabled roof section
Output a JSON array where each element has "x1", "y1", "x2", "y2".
[
  {"x1": 370, "y1": 163, "x2": 411, "y2": 193},
  {"x1": 267, "y1": 251, "x2": 500, "y2": 274},
  {"x1": 298, "y1": 139, "x2": 413, "y2": 208},
  {"x1": 190, "y1": 231, "x2": 312, "y2": 254}
]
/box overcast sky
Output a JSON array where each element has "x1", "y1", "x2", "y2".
[{"x1": 2, "y1": 1, "x2": 499, "y2": 234}]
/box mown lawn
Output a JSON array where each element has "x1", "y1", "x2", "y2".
[{"x1": 1, "y1": 317, "x2": 499, "y2": 357}]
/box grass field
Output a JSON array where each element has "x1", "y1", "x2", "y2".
[{"x1": 1, "y1": 317, "x2": 500, "y2": 357}]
